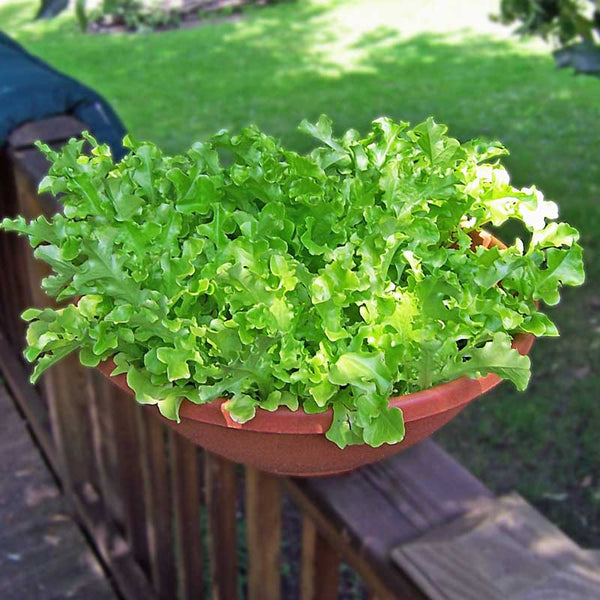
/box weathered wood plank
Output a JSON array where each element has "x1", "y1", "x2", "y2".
[
  {"x1": 391, "y1": 492, "x2": 600, "y2": 600},
  {"x1": 87, "y1": 372, "x2": 125, "y2": 525},
  {"x1": 70, "y1": 483, "x2": 159, "y2": 600},
  {"x1": 42, "y1": 353, "x2": 102, "y2": 495},
  {"x1": 300, "y1": 516, "x2": 340, "y2": 600},
  {"x1": 0, "y1": 227, "x2": 20, "y2": 345},
  {"x1": 170, "y1": 430, "x2": 204, "y2": 600},
  {"x1": 139, "y1": 409, "x2": 177, "y2": 599},
  {"x1": 586, "y1": 550, "x2": 600, "y2": 567},
  {"x1": 0, "y1": 383, "x2": 117, "y2": 600},
  {"x1": 110, "y1": 392, "x2": 151, "y2": 573},
  {"x1": 518, "y1": 563, "x2": 600, "y2": 600},
  {"x1": 11, "y1": 147, "x2": 56, "y2": 190},
  {"x1": 245, "y1": 467, "x2": 282, "y2": 600},
  {"x1": 11, "y1": 149, "x2": 60, "y2": 216},
  {"x1": 296, "y1": 439, "x2": 491, "y2": 534},
  {"x1": 205, "y1": 452, "x2": 238, "y2": 600},
  {"x1": 2, "y1": 119, "x2": 158, "y2": 600},
  {"x1": 286, "y1": 481, "x2": 419, "y2": 600},
  {"x1": 0, "y1": 150, "x2": 29, "y2": 350},
  {"x1": 0, "y1": 329, "x2": 57, "y2": 469},
  {"x1": 286, "y1": 441, "x2": 485, "y2": 599},
  {"x1": 8, "y1": 116, "x2": 85, "y2": 149}
]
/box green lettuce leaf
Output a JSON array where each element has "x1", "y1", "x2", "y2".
[{"x1": 0, "y1": 117, "x2": 584, "y2": 449}]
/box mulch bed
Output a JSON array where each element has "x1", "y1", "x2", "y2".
[{"x1": 87, "y1": 0, "x2": 279, "y2": 34}]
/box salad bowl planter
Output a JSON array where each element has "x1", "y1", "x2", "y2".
[
  {"x1": 2, "y1": 117, "x2": 583, "y2": 478},
  {"x1": 97, "y1": 329, "x2": 534, "y2": 476},
  {"x1": 96, "y1": 230, "x2": 534, "y2": 476}
]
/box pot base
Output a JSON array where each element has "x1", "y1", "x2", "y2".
[
  {"x1": 97, "y1": 332, "x2": 534, "y2": 477},
  {"x1": 160, "y1": 405, "x2": 466, "y2": 476}
]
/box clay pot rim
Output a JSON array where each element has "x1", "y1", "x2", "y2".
[
  {"x1": 95, "y1": 229, "x2": 535, "y2": 437},
  {"x1": 97, "y1": 332, "x2": 534, "y2": 436}
]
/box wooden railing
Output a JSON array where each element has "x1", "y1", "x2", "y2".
[{"x1": 1, "y1": 117, "x2": 521, "y2": 600}]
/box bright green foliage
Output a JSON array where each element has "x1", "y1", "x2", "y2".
[
  {"x1": 494, "y1": 0, "x2": 600, "y2": 45},
  {"x1": 494, "y1": 0, "x2": 600, "y2": 77},
  {"x1": 1, "y1": 117, "x2": 584, "y2": 448}
]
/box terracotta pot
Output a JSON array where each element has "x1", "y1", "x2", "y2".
[{"x1": 96, "y1": 231, "x2": 535, "y2": 476}]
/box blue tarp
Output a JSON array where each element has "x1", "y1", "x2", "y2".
[{"x1": 0, "y1": 31, "x2": 126, "y2": 159}]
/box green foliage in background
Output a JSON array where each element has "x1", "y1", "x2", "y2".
[
  {"x1": 73, "y1": 0, "x2": 282, "y2": 33},
  {"x1": 75, "y1": 0, "x2": 179, "y2": 32},
  {"x1": 495, "y1": 0, "x2": 599, "y2": 44},
  {"x1": 494, "y1": 0, "x2": 600, "y2": 74}
]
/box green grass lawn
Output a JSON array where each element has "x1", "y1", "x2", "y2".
[{"x1": 4, "y1": 0, "x2": 600, "y2": 547}]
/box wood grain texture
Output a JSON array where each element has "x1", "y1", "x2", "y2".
[
  {"x1": 70, "y1": 482, "x2": 159, "y2": 600},
  {"x1": 8, "y1": 116, "x2": 85, "y2": 149},
  {"x1": 44, "y1": 352, "x2": 102, "y2": 494},
  {"x1": 0, "y1": 382, "x2": 117, "y2": 600},
  {"x1": 0, "y1": 329, "x2": 56, "y2": 469},
  {"x1": 205, "y1": 452, "x2": 239, "y2": 600},
  {"x1": 109, "y1": 392, "x2": 151, "y2": 574},
  {"x1": 204, "y1": 452, "x2": 238, "y2": 600},
  {"x1": 139, "y1": 410, "x2": 177, "y2": 599},
  {"x1": 87, "y1": 373, "x2": 125, "y2": 525},
  {"x1": 10, "y1": 148, "x2": 56, "y2": 189},
  {"x1": 300, "y1": 516, "x2": 340, "y2": 600},
  {"x1": 286, "y1": 440, "x2": 488, "y2": 599},
  {"x1": 286, "y1": 478, "x2": 422, "y2": 600},
  {"x1": 245, "y1": 467, "x2": 282, "y2": 600},
  {"x1": 170, "y1": 431, "x2": 204, "y2": 600},
  {"x1": 3, "y1": 131, "x2": 158, "y2": 600},
  {"x1": 0, "y1": 150, "x2": 29, "y2": 350},
  {"x1": 392, "y1": 492, "x2": 600, "y2": 600}
]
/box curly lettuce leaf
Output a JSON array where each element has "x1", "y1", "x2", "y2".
[{"x1": 1, "y1": 116, "x2": 584, "y2": 449}]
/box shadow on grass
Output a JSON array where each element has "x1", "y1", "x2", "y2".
[{"x1": 15, "y1": 7, "x2": 599, "y2": 232}]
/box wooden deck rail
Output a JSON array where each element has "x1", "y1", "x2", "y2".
[{"x1": 2, "y1": 118, "x2": 597, "y2": 600}]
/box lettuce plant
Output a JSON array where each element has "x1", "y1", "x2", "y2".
[{"x1": 1, "y1": 117, "x2": 584, "y2": 448}]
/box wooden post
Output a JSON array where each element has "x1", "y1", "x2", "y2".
[
  {"x1": 139, "y1": 410, "x2": 177, "y2": 598},
  {"x1": 0, "y1": 149, "x2": 29, "y2": 350},
  {"x1": 300, "y1": 516, "x2": 340, "y2": 600},
  {"x1": 111, "y1": 394, "x2": 151, "y2": 573},
  {"x1": 205, "y1": 452, "x2": 239, "y2": 600},
  {"x1": 245, "y1": 467, "x2": 282, "y2": 600},
  {"x1": 87, "y1": 373, "x2": 125, "y2": 524},
  {"x1": 170, "y1": 431, "x2": 203, "y2": 600}
]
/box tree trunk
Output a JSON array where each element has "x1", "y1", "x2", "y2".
[{"x1": 36, "y1": 0, "x2": 69, "y2": 20}]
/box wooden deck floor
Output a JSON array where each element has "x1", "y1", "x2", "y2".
[{"x1": 0, "y1": 381, "x2": 118, "y2": 600}]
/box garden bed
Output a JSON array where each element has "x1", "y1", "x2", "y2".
[{"x1": 84, "y1": 0, "x2": 281, "y2": 34}]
